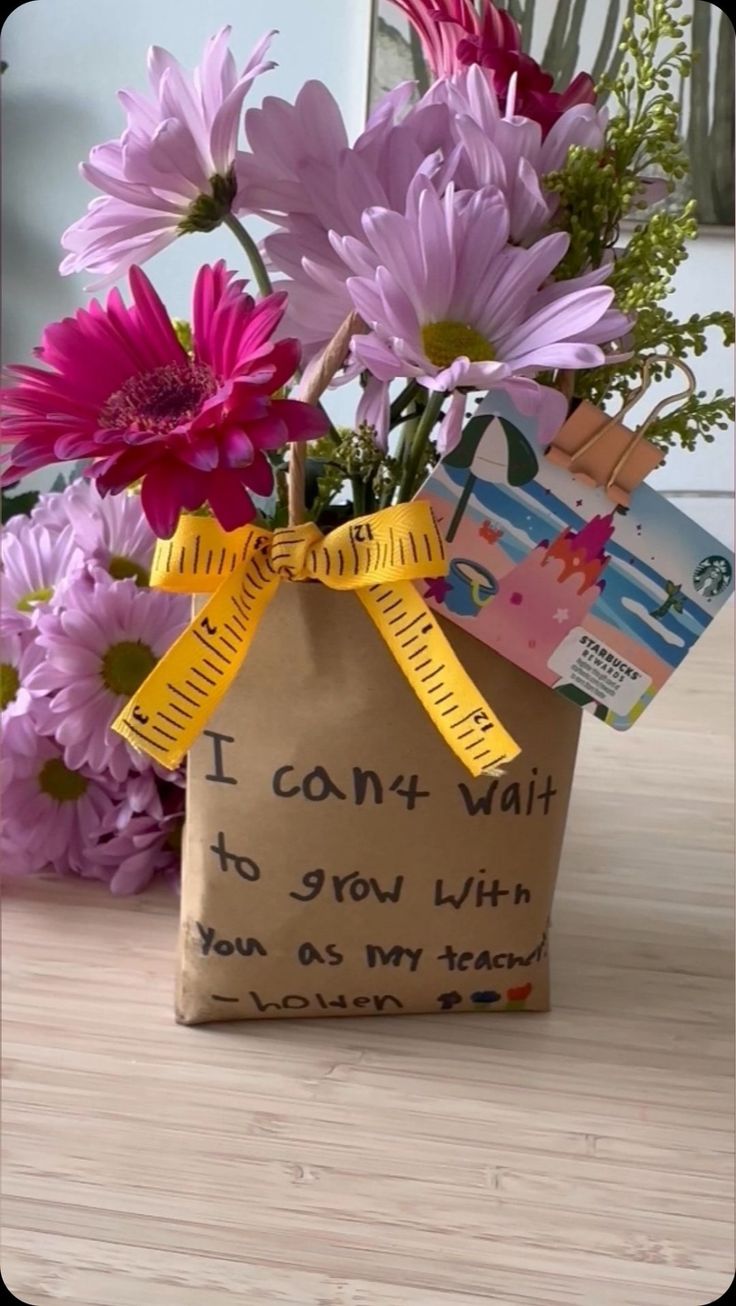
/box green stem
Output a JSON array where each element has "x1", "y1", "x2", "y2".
[
  {"x1": 389, "y1": 379, "x2": 420, "y2": 428},
  {"x1": 397, "y1": 391, "x2": 445, "y2": 503},
  {"x1": 222, "y1": 212, "x2": 273, "y2": 298},
  {"x1": 378, "y1": 480, "x2": 395, "y2": 511},
  {"x1": 377, "y1": 413, "x2": 417, "y2": 509},
  {"x1": 351, "y1": 476, "x2": 367, "y2": 518},
  {"x1": 225, "y1": 213, "x2": 343, "y2": 455}
]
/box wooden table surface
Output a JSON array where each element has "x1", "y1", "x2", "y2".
[{"x1": 2, "y1": 620, "x2": 733, "y2": 1306}]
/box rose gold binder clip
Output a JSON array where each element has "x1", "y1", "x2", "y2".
[{"x1": 546, "y1": 356, "x2": 696, "y2": 508}]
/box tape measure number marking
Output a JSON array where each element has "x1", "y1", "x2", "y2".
[
  {"x1": 115, "y1": 506, "x2": 520, "y2": 778},
  {"x1": 117, "y1": 545, "x2": 279, "y2": 767},
  {"x1": 359, "y1": 582, "x2": 518, "y2": 777}
]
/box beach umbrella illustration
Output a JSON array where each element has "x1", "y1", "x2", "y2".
[
  {"x1": 650, "y1": 580, "x2": 685, "y2": 620},
  {"x1": 445, "y1": 414, "x2": 538, "y2": 543}
]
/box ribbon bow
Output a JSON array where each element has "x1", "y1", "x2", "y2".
[{"x1": 113, "y1": 503, "x2": 520, "y2": 778}]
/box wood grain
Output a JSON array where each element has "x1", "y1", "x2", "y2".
[{"x1": 2, "y1": 619, "x2": 733, "y2": 1305}]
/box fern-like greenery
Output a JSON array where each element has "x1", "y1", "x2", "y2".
[{"x1": 545, "y1": 0, "x2": 734, "y2": 450}]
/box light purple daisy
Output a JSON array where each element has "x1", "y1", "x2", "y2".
[
  {"x1": 0, "y1": 630, "x2": 44, "y2": 765},
  {"x1": 28, "y1": 574, "x2": 189, "y2": 782},
  {"x1": 91, "y1": 785, "x2": 184, "y2": 895},
  {"x1": 36, "y1": 480, "x2": 157, "y2": 588},
  {"x1": 0, "y1": 734, "x2": 121, "y2": 875},
  {"x1": 240, "y1": 69, "x2": 610, "y2": 358},
  {"x1": 60, "y1": 27, "x2": 276, "y2": 287},
  {"x1": 429, "y1": 66, "x2": 609, "y2": 242},
  {"x1": 332, "y1": 179, "x2": 630, "y2": 443},
  {"x1": 110, "y1": 769, "x2": 177, "y2": 825},
  {"x1": 240, "y1": 79, "x2": 456, "y2": 358},
  {"x1": 90, "y1": 811, "x2": 182, "y2": 894},
  {"x1": 1, "y1": 521, "x2": 85, "y2": 635},
  {"x1": 19, "y1": 488, "x2": 80, "y2": 533}
]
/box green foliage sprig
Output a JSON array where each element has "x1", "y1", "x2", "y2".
[
  {"x1": 309, "y1": 425, "x2": 392, "y2": 520},
  {"x1": 546, "y1": 0, "x2": 734, "y2": 451}
]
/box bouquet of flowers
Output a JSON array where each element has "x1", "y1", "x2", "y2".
[
  {"x1": 1, "y1": 1, "x2": 732, "y2": 1022},
  {"x1": 4, "y1": 1, "x2": 730, "y2": 540},
  {"x1": 1, "y1": 481, "x2": 188, "y2": 892}
]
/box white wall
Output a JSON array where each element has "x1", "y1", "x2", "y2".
[{"x1": 1, "y1": 0, "x2": 373, "y2": 487}]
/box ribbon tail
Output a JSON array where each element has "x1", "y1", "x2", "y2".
[
  {"x1": 112, "y1": 556, "x2": 279, "y2": 770},
  {"x1": 357, "y1": 582, "x2": 520, "y2": 778}
]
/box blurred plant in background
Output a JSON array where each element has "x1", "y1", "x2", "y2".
[
  {"x1": 374, "y1": 0, "x2": 734, "y2": 451},
  {"x1": 545, "y1": 0, "x2": 734, "y2": 447},
  {"x1": 373, "y1": 0, "x2": 734, "y2": 227}
]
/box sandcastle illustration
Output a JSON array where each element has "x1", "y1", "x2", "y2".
[{"x1": 486, "y1": 513, "x2": 616, "y2": 671}]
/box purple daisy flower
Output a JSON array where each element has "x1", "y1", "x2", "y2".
[
  {"x1": 0, "y1": 630, "x2": 44, "y2": 766},
  {"x1": 431, "y1": 66, "x2": 608, "y2": 244},
  {"x1": 240, "y1": 79, "x2": 457, "y2": 359},
  {"x1": 332, "y1": 179, "x2": 630, "y2": 443},
  {"x1": 110, "y1": 770, "x2": 177, "y2": 825},
  {"x1": 91, "y1": 785, "x2": 185, "y2": 895},
  {"x1": 60, "y1": 27, "x2": 276, "y2": 287},
  {"x1": 240, "y1": 68, "x2": 610, "y2": 362},
  {"x1": 91, "y1": 811, "x2": 182, "y2": 894},
  {"x1": 20, "y1": 489, "x2": 80, "y2": 533},
  {"x1": 0, "y1": 734, "x2": 121, "y2": 875},
  {"x1": 36, "y1": 480, "x2": 157, "y2": 588},
  {"x1": 28, "y1": 575, "x2": 189, "y2": 782},
  {"x1": 1, "y1": 521, "x2": 85, "y2": 635}
]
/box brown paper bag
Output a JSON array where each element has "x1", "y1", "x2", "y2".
[{"x1": 177, "y1": 583, "x2": 580, "y2": 1024}]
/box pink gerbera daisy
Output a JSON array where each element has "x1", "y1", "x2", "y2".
[
  {"x1": 0, "y1": 735, "x2": 121, "y2": 875},
  {"x1": 1, "y1": 261, "x2": 326, "y2": 536},
  {"x1": 388, "y1": 1, "x2": 596, "y2": 135},
  {"x1": 60, "y1": 27, "x2": 276, "y2": 287},
  {"x1": 28, "y1": 575, "x2": 189, "y2": 782}
]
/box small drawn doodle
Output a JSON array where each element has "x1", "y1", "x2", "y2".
[{"x1": 437, "y1": 991, "x2": 463, "y2": 1011}]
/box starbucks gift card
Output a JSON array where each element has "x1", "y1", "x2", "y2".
[{"x1": 416, "y1": 392, "x2": 734, "y2": 729}]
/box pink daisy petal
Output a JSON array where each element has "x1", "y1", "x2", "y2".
[
  {"x1": 238, "y1": 453, "x2": 274, "y2": 499},
  {"x1": 60, "y1": 30, "x2": 275, "y2": 283},
  {"x1": 206, "y1": 475, "x2": 258, "y2": 531}
]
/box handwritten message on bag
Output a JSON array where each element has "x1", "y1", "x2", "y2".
[{"x1": 177, "y1": 584, "x2": 580, "y2": 1024}]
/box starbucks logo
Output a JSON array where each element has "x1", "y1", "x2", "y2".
[{"x1": 693, "y1": 555, "x2": 732, "y2": 599}]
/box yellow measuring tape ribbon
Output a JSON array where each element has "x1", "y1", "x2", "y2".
[{"x1": 112, "y1": 503, "x2": 520, "y2": 778}]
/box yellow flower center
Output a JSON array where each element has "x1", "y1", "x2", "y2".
[
  {"x1": 421, "y1": 320, "x2": 495, "y2": 369},
  {"x1": 1, "y1": 662, "x2": 20, "y2": 710},
  {"x1": 39, "y1": 757, "x2": 88, "y2": 803},
  {"x1": 101, "y1": 640, "x2": 157, "y2": 696},
  {"x1": 16, "y1": 586, "x2": 53, "y2": 612},
  {"x1": 108, "y1": 555, "x2": 150, "y2": 587}
]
